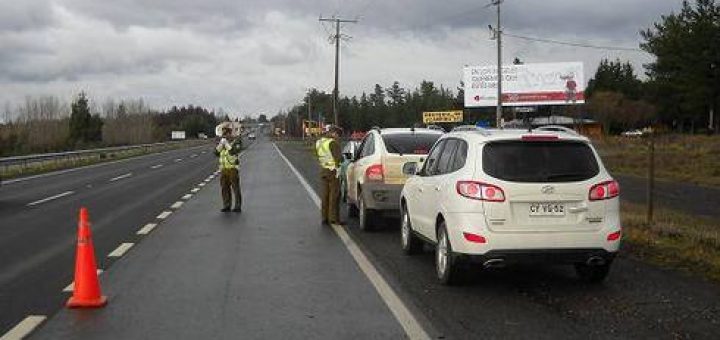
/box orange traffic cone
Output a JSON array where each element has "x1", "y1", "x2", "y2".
[{"x1": 67, "y1": 207, "x2": 107, "y2": 308}]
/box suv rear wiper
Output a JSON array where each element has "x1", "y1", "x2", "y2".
[{"x1": 545, "y1": 173, "x2": 588, "y2": 180}]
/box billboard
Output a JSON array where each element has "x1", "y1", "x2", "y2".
[
  {"x1": 423, "y1": 110, "x2": 463, "y2": 124},
  {"x1": 464, "y1": 62, "x2": 584, "y2": 107}
]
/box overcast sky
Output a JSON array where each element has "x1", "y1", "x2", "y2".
[{"x1": 0, "y1": 0, "x2": 682, "y2": 119}]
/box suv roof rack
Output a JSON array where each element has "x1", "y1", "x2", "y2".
[
  {"x1": 534, "y1": 125, "x2": 579, "y2": 135},
  {"x1": 451, "y1": 125, "x2": 492, "y2": 136}
]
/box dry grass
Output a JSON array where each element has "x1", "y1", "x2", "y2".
[
  {"x1": 594, "y1": 134, "x2": 720, "y2": 188},
  {"x1": 621, "y1": 201, "x2": 720, "y2": 282}
]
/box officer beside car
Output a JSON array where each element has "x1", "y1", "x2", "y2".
[{"x1": 315, "y1": 125, "x2": 343, "y2": 225}]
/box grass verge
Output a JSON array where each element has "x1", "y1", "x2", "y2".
[{"x1": 621, "y1": 201, "x2": 720, "y2": 282}]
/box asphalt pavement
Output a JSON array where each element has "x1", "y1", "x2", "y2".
[
  {"x1": 32, "y1": 138, "x2": 407, "y2": 339},
  {"x1": 0, "y1": 141, "x2": 221, "y2": 335},
  {"x1": 276, "y1": 140, "x2": 720, "y2": 340}
]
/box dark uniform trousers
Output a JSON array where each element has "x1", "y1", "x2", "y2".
[
  {"x1": 320, "y1": 168, "x2": 340, "y2": 223},
  {"x1": 220, "y1": 168, "x2": 242, "y2": 209}
]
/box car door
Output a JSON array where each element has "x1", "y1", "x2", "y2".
[
  {"x1": 409, "y1": 139, "x2": 448, "y2": 237},
  {"x1": 348, "y1": 134, "x2": 375, "y2": 204}
]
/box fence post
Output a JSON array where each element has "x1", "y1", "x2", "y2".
[{"x1": 646, "y1": 130, "x2": 655, "y2": 224}]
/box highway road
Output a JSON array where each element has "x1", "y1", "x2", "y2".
[{"x1": 0, "y1": 141, "x2": 226, "y2": 335}]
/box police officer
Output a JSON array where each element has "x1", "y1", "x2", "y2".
[
  {"x1": 216, "y1": 127, "x2": 242, "y2": 213},
  {"x1": 316, "y1": 125, "x2": 342, "y2": 225}
]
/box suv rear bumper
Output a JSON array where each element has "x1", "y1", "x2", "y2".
[
  {"x1": 457, "y1": 249, "x2": 617, "y2": 265},
  {"x1": 361, "y1": 182, "x2": 402, "y2": 211}
]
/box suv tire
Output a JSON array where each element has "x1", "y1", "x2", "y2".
[
  {"x1": 436, "y1": 222, "x2": 460, "y2": 285},
  {"x1": 358, "y1": 191, "x2": 375, "y2": 231},
  {"x1": 401, "y1": 206, "x2": 422, "y2": 255},
  {"x1": 574, "y1": 261, "x2": 612, "y2": 283}
]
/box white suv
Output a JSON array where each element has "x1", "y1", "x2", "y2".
[{"x1": 400, "y1": 126, "x2": 621, "y2": 285}]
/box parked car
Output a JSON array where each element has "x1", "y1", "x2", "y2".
[
  {"x1": 400, "y1": 126, "x2": 621, "y2": 285},
  {"x1": 345, "y1": 128, "x2": 443, "y2": 230},
  {"x1": 248, "y1": 133, "x2": 256, "y2": 140},
  {"x1": 339, "y1": 140, "x2": 360, "y2": 202}
]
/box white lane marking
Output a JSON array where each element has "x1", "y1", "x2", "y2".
[
  {"x1": 63, "y1": 269, "x2": 104, "y2": 292},
  {"x1": 108, "y1": 243, "x2": 134, "y2": 258},
  {"x1": 273, "y1": 143, "x2": 431, "y2": 340},
  {"x1": 198, "y1": 183, "x2": 206, "y2": 187},
  {"x1": 170, "y1": 201, "x2": 183, "y2": 209},
  {"x1": 191, "y1": 188, "x2": 200, "y2": 193},
  {"x1": 181, "y1": 194, "x2": 193, "y2": 200},
  {"x1": 3, "y1": 144, "x2": 210, "y2": 185},
  {"x1": 27, "y1": 191, "x2": 74, "y2": 207},
  {"x1": 157, "y1": 211, "x2": 172, "y2": 219},
  {"x1": 190, "y1": 154, "x2": 198, "y2": 158},
  {"x1": 151, "y1": 164, "x2": 164, "y2": 169},
  {"x1": 174, "y1": 158, "x2": 183, "y2": 162},
  {"x1": 201, "y1": 151, "x2": 207, "y2": 154},
  {"x1": 1, "y1": 315, "x2": 47, "y2": 340},
  {"x1": 137, "y1": 223, "x2": 158, "y2": 235},
  {"x1": 109, "y1": 172, "x2": 133, "y2": 182}
]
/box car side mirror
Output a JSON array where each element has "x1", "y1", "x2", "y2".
[{"x1": 402, "y1": 162, "x2": 418, "y2": 176}]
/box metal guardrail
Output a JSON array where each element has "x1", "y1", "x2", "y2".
[{"x1": 0, "y1": 140, "x2": 205, "y2": 176}]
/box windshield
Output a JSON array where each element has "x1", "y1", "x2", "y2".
[
  {"x1": 482, "y1": 141, "x2": 599, "y2": 182},
  {"x1": 381, "y1": 133, "x2": 440, "y2": 155}
]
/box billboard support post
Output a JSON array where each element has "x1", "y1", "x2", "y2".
[{"x1": 495, "y1": 0, "x2": 503, "y2": 128}]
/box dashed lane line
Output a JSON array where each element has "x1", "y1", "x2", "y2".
[
  {"x1": 0, "y1": 315, "x2": 47, "y2": 340},
  {"x1": 108, "y1": 243, "x2": 134, "y2": 258},
  {"x1": 137, "y1": 223, "x2": 158, "y2": 235},
  {"x1": 151, "y1": 164, "x2": 164, "y2": 169},
  {"x1": 170, "y1": 201, "x2": 183, "y2": 209},
  {"x1": 157, "y1": 211, "x2": 172, "y2": 219},
  {"x1": 181, "y1": 194, "x2": 193, "y2": 200},
  {"x1": 174, "y1": 158, "x2": 183, "y2": 162},
  {"x1": 191, "y1": 188, "x2": 200, "y2": 193},
  {"x1": 109, "y1": 172, "x2": 133, "y2": 182},
  {"x1": 62, "y1": 269, "x2": 104, "y2": 292},
  {"x1": 273, "y1": 143, "x2": 431, "y2": 340},
  {"x1": 27, "y1": 191, "x2": 75, "y2": 207},
  {"x1": 198, "y1": 183, "x2": 206, "y2": 187}
]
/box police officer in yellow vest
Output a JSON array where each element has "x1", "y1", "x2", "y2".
[
  {"x1": 316, "y1": 125, "x2": 342, "y2": 225},
  {"x1": 216, "y1": 127, "x2": 242, "y2": 213}
]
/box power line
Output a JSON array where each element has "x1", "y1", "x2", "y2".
[{"x1": 503, "y1": 32, "x2": 646, "y2": 52}]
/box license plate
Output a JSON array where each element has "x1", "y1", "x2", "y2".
[{"x1": 529, "y1": 203, "x2": 565, "y2": 216}]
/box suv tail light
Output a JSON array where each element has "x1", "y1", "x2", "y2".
[
  {"x1": 589, "y1": 180, "x2": 620, "y2": 201},
  {"x1": 365, "y1": 164, "x2": 384, "y2": 182},
  {"x1": 456, "y1": 181, "x2": 505, "y2": 202}
]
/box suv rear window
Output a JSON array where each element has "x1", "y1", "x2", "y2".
[
  {"x1": 382, "y1": 133, "x2": 440, "y2": 155},
  {"x1": 482, "y1": 141, "x2": 599, "y2": 182}
]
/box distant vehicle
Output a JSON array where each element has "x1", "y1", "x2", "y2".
[
  {"x1": 400, "y1": 126, "x2": 621, "y2": 285},
  {"x1": 621, "y1": 129, "x2": 644, "y2": 137},
  {"x1": 345, "y1": 127, "x2": 443, "y2": 230},
  {"x1": 339, "y1": 140, "x2": 360, "y2": 202},
  {"x1": 248, "y1": 133, "x2": 256, "y2": 140}
]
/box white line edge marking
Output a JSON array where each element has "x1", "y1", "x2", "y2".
[
  {"x1": 157, "y1": 211, "x2": 172, "y2": 219},
  {"x1": 170, "y1": 201, "x2": 183, "y2": 209},
  {"x1": 0, "y1": 315, "x2": 47, "y2": 340},
  {"x1": 273, "y1": 143, "x2": 431, "y2": 340},
  {"x1": 108, "y1": 243, "x2": 134, "y2": 258},
  {"x1": 198, "y1": 183, "x2": 206, "y2": 187},
  {"x1": 190, "y1": 188, "x2": 200, "y2": 193},
  {"x1": 151, "y1": 164, "x2": 163, "y2": 169},
  {"x1": 27, "y1": 191, "x2": 74, "y2": 207},
  {"x1": 109, "y1": 172, "x2": 133, "y2": 182},
  {"x1": 137, "y1": 223, "x2": 158, "y2": 235},
  {"x1": 175, "y1": 158, "x2": 183, "y2": 162},
  {"x1": 181, "y1": 194, "x2": 193, "y2": 200},
  {"x1": 62, "y1": 269, "x2": 104, "y2": 292}
]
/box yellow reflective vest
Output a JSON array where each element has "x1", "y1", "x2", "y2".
[
  {"x1": 315, "y1": 137, "x2": 337, "y2": 170},
  {"x1": 217, "y1": 139, "x2": 238, "y2": 170}
]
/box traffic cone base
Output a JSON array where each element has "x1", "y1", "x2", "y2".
[{"x1": 67, "y1": 295, "x2": 107, "y2": 308}]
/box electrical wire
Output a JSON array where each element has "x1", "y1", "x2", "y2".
[{"x1": 503, "y1": 32, "x2": 646, "y2": 52}]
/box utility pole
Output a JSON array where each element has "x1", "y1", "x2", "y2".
[
  {"x1": 493, "y1": 0, "x2": 503, "y2": 128},
  {"x1": 319, "y1": 16, "x2": 357, "y2": 128}
]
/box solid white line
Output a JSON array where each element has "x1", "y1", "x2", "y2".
[
  {"x1": 190, "y1": 188, "x2": 200, "y2": 193},
  {"x1": 108, "y1": 243, "x2": 134, "y2": 258},
  {"x1": 27, "y1": 191, "x2": 74, "y2": 207},
  {"x1": 181, "y1": 194, "x2": 193, "y2": 200},
  {"x1": 1, "y1": 315, "x2": 47, "y2": 340},
  {"x1": 137, "y1": 223, "x2": 158, "y2": 235},
  {"x1": 170, "y1": 201, "x2": 183, "y2": 209},
  {"x1": 62, "y1": 269, "x2": 104, "y2": 292},
  {"x1": 157, "y1": 211, "x2": 172, "y2": 219},
  {"x1": 273, "y1": 143, "x2": 431, "y2": 340},
  {"x1": 151, "y1": 164, "x2": 164, "y2": 169},
  {"x1": 109, "y1": 172, "x2": 133, "y2": 182}
]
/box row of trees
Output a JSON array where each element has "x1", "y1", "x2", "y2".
[{"x1": 0, "y1": 94, "x2": 225, "y2": 156}]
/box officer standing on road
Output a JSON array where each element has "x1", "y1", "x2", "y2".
[
  {"x1": 216, "y1": 127, "x2": 242, "y2": 213},
  {"x1": 316, "y1": 125, "x2": 342, "y2": 225}
]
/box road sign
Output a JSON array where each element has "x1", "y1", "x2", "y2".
[{"x1": 422, "y1": 110, "x2": 463, "y2": 124}]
